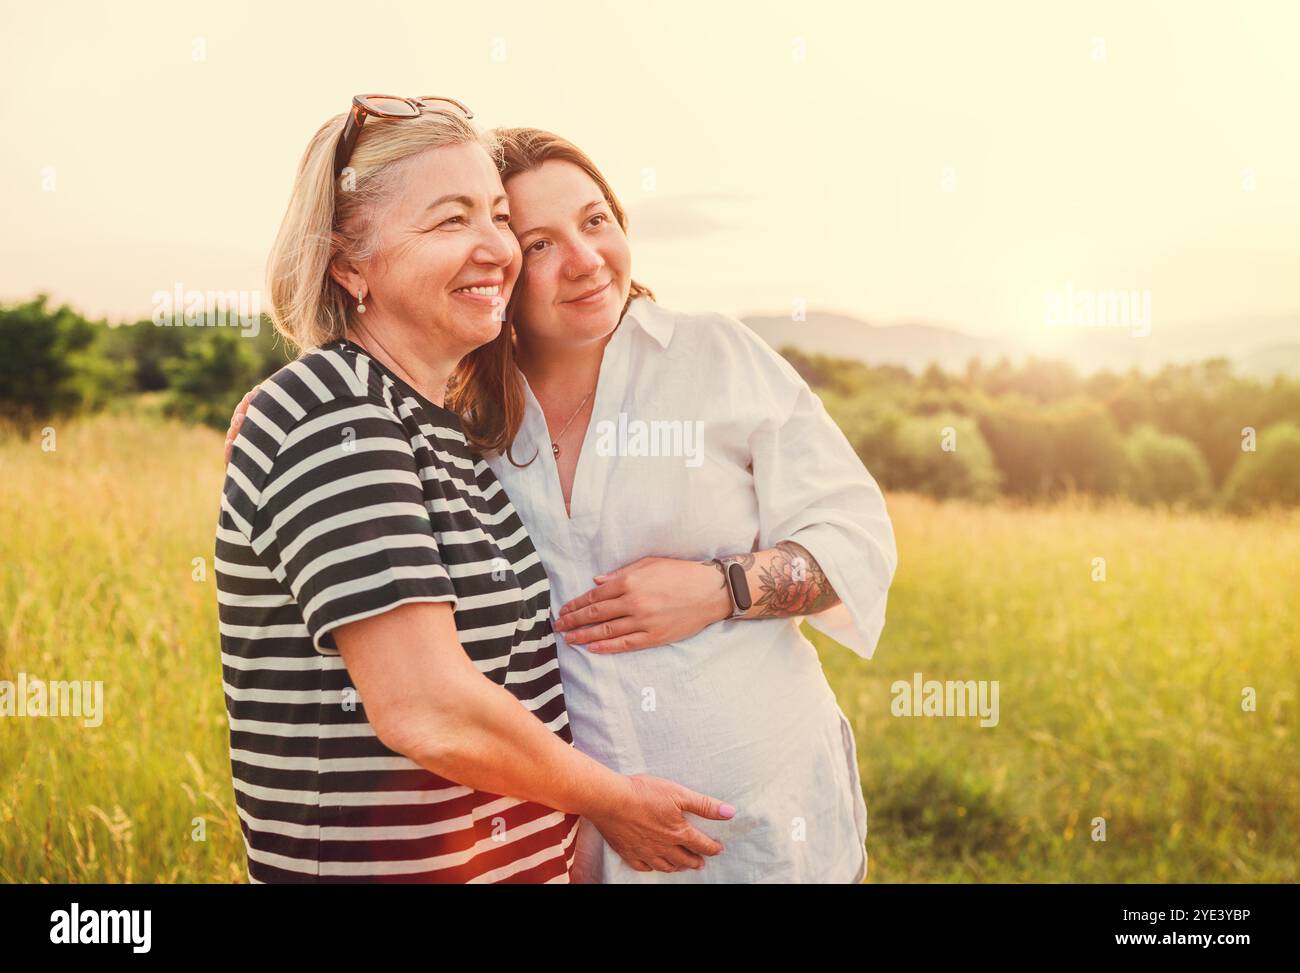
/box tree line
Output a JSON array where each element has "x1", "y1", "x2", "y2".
[
  {"x1": 786, "y1": 348, "x2": 1300, "y2": 512},
  {"x1": 3, "y1": 294, "x2": 1298, "y2": 512}
]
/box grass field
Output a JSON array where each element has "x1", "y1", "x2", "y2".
[{"x1": 1, "y1": 414, "x2": 1296, "y2": 882}]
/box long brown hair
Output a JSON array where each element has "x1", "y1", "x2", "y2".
[{"x1": 446, "y1": 127, "x2": 654, "y2": 462}]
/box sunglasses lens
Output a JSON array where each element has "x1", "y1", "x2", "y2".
[
  {"x1": 418, "y1": 97, "x2": 472, "y2": 118},
  {"x1": 358, "y1": 96, "x2": 420, "y2": 117}
]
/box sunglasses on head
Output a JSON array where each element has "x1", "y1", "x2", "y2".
[{"x1": 333, "y1": 94, "x2": 474, "y2": 182}]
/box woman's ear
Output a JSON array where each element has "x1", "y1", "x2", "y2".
[{"x1": 328, "y1": 238, "x2": 365, "y2": 298}]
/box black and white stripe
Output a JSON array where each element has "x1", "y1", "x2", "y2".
[{"x1": 216, "y1": 341, "x2": 578, "y2": 883}]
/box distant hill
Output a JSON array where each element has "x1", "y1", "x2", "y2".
[
  {"x1": 1238, "y1": 343, "x2": 1300, "y2": 379},
  {"x1": 741, "y1": 311, "x2": 1300, "y2": 377},
  {"x1": 739, "y1": 313, "x2": 1009, "y2": 373}
]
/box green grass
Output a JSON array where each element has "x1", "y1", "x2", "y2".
[
  {"x1": 812, "y1": 493, "x2": 1300, "y2": 882},
  {"x1": 2, "y1": 414, "x2": 1296, "y2": 882},
  {"x1": 0, "y1": 414, "x2": 243, "y2": 882}
]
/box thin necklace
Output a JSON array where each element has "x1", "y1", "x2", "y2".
[{"x1": 550, "y1": 388, "x2": 595, "y2": 457}]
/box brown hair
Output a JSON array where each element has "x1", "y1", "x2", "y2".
[{"x1": 447, "y1": 127, "x2": 654, "y2": 462}]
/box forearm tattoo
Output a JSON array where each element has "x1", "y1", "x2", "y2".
[
  {"x1": 756, "y1": 541, "x2": 839, "y2": 616},
  {"x1": 707, "y1": 542, "x2": 840, "y2": 618}
]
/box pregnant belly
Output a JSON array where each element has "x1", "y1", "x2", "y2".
[
  {"x1": 563, "y1": 622, "x2": 841, "y2": 796},
  {"x1": 567, "y1": 646, "x2": 868, "y2": 885}
]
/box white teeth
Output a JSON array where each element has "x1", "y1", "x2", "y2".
[{"x1": 454, "y1": 285, "x2": 501, "y2": 296}]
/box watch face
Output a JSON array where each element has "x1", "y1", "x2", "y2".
[{"x1": 726, "y1": 561, "x2": 752, "y2": 611}]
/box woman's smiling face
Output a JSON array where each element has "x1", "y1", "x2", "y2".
[
  {"x1": 341, "y1": 141, "x2": 521, "y2": 358},
  {"x1": 505, "y1": 159, "x2": 632, "y2": 345}
]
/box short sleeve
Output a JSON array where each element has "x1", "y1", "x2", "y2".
[
  {"x1": 744, "y1": 331, "x2": 898, "y2": 660},
  {"x1": 245, "y1": 396, "x2": 458, "y2": 654}
]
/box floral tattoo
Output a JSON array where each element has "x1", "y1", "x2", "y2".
[
  {"x1": 756, "y1": 541, "x2": 838, "y2": 616},
  {"x1": 707, "y1": 542, "x2": 839, "y2": 618}
]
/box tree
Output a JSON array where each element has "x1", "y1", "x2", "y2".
[
  {"x1": 162, "y1": 328, "x2": 265, "y2": 429},
  {"x1": 894, "y1": 412, "x2": 1001, "y2": 501},
  {"x1": 100, "y1": 319, "x2": 191, "y2": 392},
  {"x1": 1224, "y1": 422, "x2": 1300, "y2": 513},
  {"x1": 0, "y1": 295, "x2": 131, "y2": 422},
  {"x1": 1123, "y1": 424, "x2": 1212, "y2": 507},
  {"x1": 976, "y1": 396, "x2": 1127, "y2": 498}
]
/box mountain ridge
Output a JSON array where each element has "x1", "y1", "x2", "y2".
[{"x1": 739, "y1": 310, "x2": 1300, "y2": 377}]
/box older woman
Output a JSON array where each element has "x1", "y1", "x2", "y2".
[{"x1": 217, "y1": 97, "x2": 732, "y2": 883}]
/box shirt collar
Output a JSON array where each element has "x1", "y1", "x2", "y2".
[{"x1": 621, "y1": 296, "x2": 675, "y2": 349}]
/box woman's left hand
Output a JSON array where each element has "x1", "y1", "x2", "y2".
[
  {"x1": 224, "y1": 386, "x2": 259, "y2": 464},
  {"x1": 554, "y1": 557, "x2": 732, "y2": 653}
]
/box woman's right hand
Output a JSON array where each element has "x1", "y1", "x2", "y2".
[{"x1": 588, "y1": 774, "x2": 734, "y2": 873}]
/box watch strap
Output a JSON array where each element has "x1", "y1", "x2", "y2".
[{"x1": 713, "y1": 557, "x2": 753, "y2": 617}]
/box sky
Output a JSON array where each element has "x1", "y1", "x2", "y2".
[{"x1": 1, "y1": 0, "x2": 1297, "y2": 350}]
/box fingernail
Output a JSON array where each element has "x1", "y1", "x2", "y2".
[{"x1": 719, "y1": 803, "x2": 736, "y2": 818}]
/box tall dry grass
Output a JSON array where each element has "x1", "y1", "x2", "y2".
[{"x1": 2, "y1": 415, "x2": 1296, "y2": 881}]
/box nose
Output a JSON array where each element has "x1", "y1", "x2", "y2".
[
  {"x1": 471, "y1": 220, "x2": 516, "y2": 268},
  {"x1": 563, "y1": 238, "x2": 603, "y2": 280}
]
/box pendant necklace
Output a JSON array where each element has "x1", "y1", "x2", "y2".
[{"x1": 550, "y1": 388, "x2": 595, "y2": 457}]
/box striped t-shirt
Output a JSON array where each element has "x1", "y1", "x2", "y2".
[{"x1": 216, "y1": 339, "x2": 579, "y2": 883}]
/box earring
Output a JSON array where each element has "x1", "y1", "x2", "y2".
[{"x1": 356, "y1": 286, "x2": 367, "y2": 314}]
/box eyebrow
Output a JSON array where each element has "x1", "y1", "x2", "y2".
[
  {"x1": 423, "y1": 194, "x2": 509, "y2": 212},
  {"x1": 515, "y1": 199, "x2": 606, "y2": 242}
]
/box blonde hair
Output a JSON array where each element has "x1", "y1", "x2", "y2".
[{"x1": 266, "y1": 107, "x2": 499, "y2": 352}]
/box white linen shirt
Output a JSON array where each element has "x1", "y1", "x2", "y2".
[{"x1": 484, "y1": 297, "x2": 897, "y2": 883}]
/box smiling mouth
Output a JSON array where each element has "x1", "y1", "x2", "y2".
[
  {"x1": 565, "y1": 281, "x2": 609, "y2": 304},
  {"x1": 452, "y1": 284, "x2": 502, "y2": 297}
]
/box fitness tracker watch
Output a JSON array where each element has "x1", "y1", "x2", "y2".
[{"x1": 712, "y1": 557, "x2": 753, "y2": 618}]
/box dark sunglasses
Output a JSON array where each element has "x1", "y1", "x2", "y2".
[{"x1": 333, "y1": 95, "x2": 474, "y2": 182}]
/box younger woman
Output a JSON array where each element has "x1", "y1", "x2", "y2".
[{"x1": 454, "y1": 128, "x2": 897, "y2": 882}]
